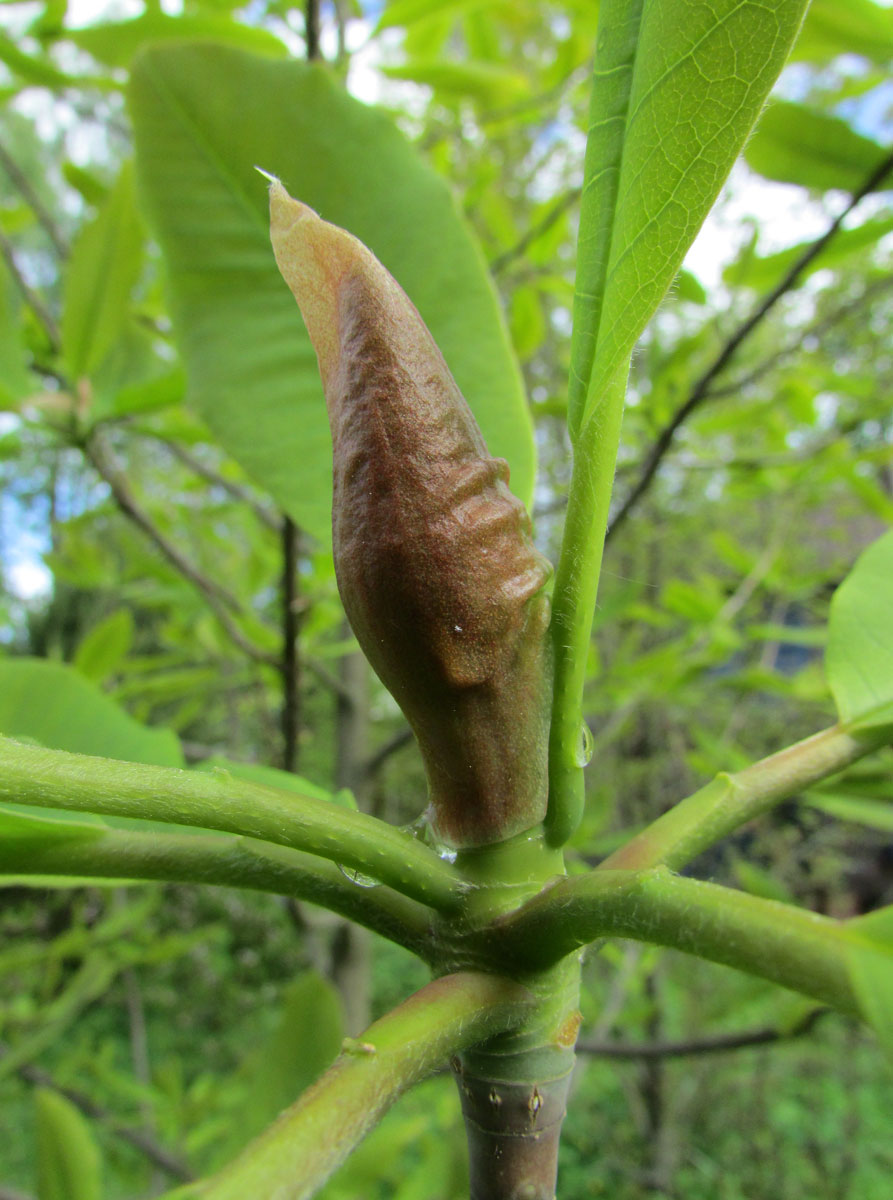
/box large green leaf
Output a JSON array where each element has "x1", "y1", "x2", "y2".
[
  {"x1": 35, "y1": 1088, "x2": 103, "y2": 1200},
  {"x1": 0, "y1": 657, "x2": 182, "y2": 765},
  {"x1": 129, "y1": 45, "x2": 533, "y2": 544},
  {"x1": 61, "y1": 161, "x2": 144, "y2": 379},
  {"x1": 569, "y1": 0, "x2": 809, "y2": 438},
  {"x1": 745, "y1": 101, "x2": 891, "y2": 193},
  {"x1": 826, "y1": 531, "x2": 893, "y2": 733}
]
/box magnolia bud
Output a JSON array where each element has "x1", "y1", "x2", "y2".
[{"x1": 270, "y1": 181, "x2": 552, "y2": 847}]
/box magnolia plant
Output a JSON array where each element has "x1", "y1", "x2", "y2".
[{"x1": 2, "y1": 1, "x2": 893, "y2": 1197}]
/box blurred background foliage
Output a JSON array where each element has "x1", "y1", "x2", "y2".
[{"x1": 0, "y1": 0, "x2": 892, "y2": 1196}]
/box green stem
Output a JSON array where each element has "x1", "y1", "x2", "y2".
[
  {"x1": 546, "y1": 366, "x2": 627, "y2": 847},
  {"x1": 600, "y1": 723, "x2": 891, "y2": 871},
  {"x1": 0, "y1": 737, "x2": 464, "y2": 911},
  {"x1": 0, "y1": 828, "x2": 433, "y2": 955},
  {"x1": 494, "y1": 868, "x2": 861, "y2": 1016},
  {"x1": 168, "y1": 973, "x2": 534, "y2": 1200}
]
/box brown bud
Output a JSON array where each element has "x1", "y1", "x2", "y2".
[{"x1": 270, "y1": 181, "x2": 552, "y2": 847}]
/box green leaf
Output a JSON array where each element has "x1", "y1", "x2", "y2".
[
  {"x1": 62, "y1": 161, "x2": 109, "y2": 208},
  {"x1": 0, "y1": 657, "x2": 183, "y2": 765},
  {"x1": 375, "y1": 0, "x2": 488, "y2": 32},
  {"x1": 129, "y1": 46, "x2": 533, "y2": 544},
  {"x1": 745, "y1": 101, "x2": 891, "y2": 193},
  {"x1": 236, "y1": 972, "x2": 343, "y2": 1148},
  {"x1": 845, "y1": 906, "x2": 893, "y2": 1053},
  {"x1": 61, "y1": 161, "x2": 144, "y2": 379},
  {"x1": 723, "y1": 213, "x2": 893, "y2": 291},
  {"x1": 0, "y1": 801, "x2": 107, "y2": 843},
  {"x1": 826, "y1": 530, "x2": 893, "y2": 733},
  {"x1": 35, "y1": 1088, "x2": 103, "y2": 1200},
  {"x1": 73, "y1": 610, "x2": 134, "y2": 684},
  {"x1": 804, "y1": 792, "x2": 893, "y2": 832},
  {"x1": 791, "y1": 0, "x2": 893, "y2": 65},
  {"x1": 569, "y1": 0, "x2": 810, "y2": 438},
  {"x1": 0, "y1": 29, "x2": 75, "y2": 88},
  {"x1": 382, "y1": 59, "x2": 528, "y2": 105},
  {"x1": 66, "y1": 12, "x2": 287, "y2": 67}
]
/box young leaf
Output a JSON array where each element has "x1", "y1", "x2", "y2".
[
  {"x1": 129, "y1": 45, "x2": 532, "y2": 544},
  {"x1": 745, "y1": 101, "x2": 891, "y2": 193},
  {"x1": 826, "y1": 530, "x2": 893, "y2": 733},
  {"x1": 61, "y1": 161, "x2": 144, "y2": 380},
  {"x1": 568, "y1": 0, "x2": 811, "y2": 439},
  {"x1": 73, "y1": 609, "x2": 134, "y2": 684},
  {"x1": 722, "y1": 213, "x2": 893, "y2": 291},
  {"x1": 35, "y1": 1088, "x2": 103, "y2": 1200},
  {"x1": 547, "y1": 0, "x2": 810, "y2": 845},
  {"x1": 234, "y1": 972, "x2": 343, "y2": 1149}
]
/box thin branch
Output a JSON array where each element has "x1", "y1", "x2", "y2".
[
  {"x1": 0, "y1": 226, "x2": 61, "y2": 351},
  {"x1": 305, "y1": 0, "x2": 320, "y2": 60},
  {"x1": 606, "y1": 147, "x2": 893, "y2": 543},
  {"x1": 280, "y1": 515, "x2": 303, "y2": 773},
  {"x1": 490, "y1": 187, "x2": 581, "y2": 274},
  {"x1": 493, "y1": 867, "x2": 862, "y2": 1017},
  {"x1": 85, "y1": 432, "x2": 278, "y2": 667},
  {"x1": 577, "y1": 1009, "x2": 827, "y2": 1059},
  {"x1": 10, "y1": 1056, "x2": 192, "y2": 1181},
  {"x1": 361, "y1": 727, "x2": 414, "y2": 781},
  {"x1": 0, "y1": 735, "x2": 466, "y2": 912},
  {"x1": 599, "y1": 722, "x2": 892, "y2": 874},
  {"x1": 182, "y1": 974, "x2": 533, "y2": 1200},
  {"x1": 153, "y1": 436, "x2": 281, "y2": 532},
  {"x1": 0, "y1": 140, "x2": 68, "y2": 258},
  {"x1": 705, "y1": 273, "x2": 893, "y2": 401},
  {"x1": 305, "y1": 656, "x2": 356, "y2": 705}
]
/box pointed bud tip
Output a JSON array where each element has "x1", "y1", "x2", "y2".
[{"x1": 265, "y1": 176, "x2": 317, "y2": 240}]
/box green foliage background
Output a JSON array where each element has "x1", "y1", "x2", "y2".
[{"x1": 0, "y1": 0, "x2": 892, "y2": 1196}]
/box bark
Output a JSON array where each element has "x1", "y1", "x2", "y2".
[{"x1": 454, "y1": 1066, "x2": 573, "y2": 1200}]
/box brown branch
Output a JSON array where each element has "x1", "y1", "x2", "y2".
[
  {"x1": 12, "y1": 1058, "x2": 192, "y2": 1181},
  {"x1": 490, "y1": 186, "x2": 581, "y2": 274},
  {"x1": 606, "y1": 146, "x2": 893, "y2": 544},
  {"x1": 280, "y1": 515, "x2": 303, "y2": 772},
  {"x1": 85, "y1": 432, "x2": 278, "y2": 667},
  {"x1": 0, "y1": 140, "x2": 68, "y2": 259},
  {"x1": 577, "y1": 1008, "x2": 827, "y2": 1059},
  {"x1": 0, "y1": 226, "x2": 61, "y2": 352},
  {"x1": 306, "y1": 0, "x2": 320, "y2": 61}
]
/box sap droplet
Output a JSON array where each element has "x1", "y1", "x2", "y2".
[
  {"x1": 337, "y1": 864, "x2": 379, "y2": 888},
  {"x1": 574, "y1": 723, "x2": 593, "y2": 768}
]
